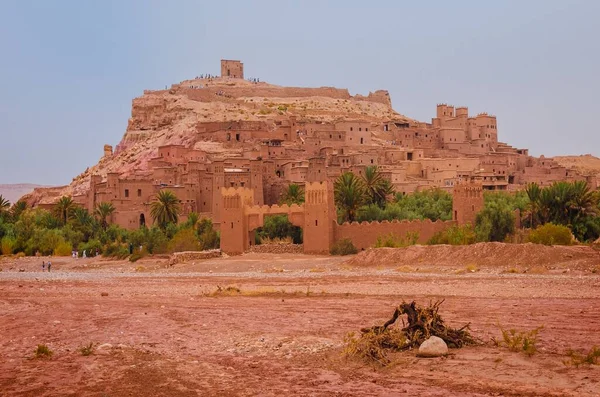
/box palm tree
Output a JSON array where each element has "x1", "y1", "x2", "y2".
[
  {"x1": 54, "y1": 196, "x2": 75, "y2": 225},
  {"x1": 361, "y1": 166, "x2": 394, "y2": 207},
  {"x1": 567, "y1": 180, "x2": 598, "y2": 223},
  {"x1": 0, "y1": 195, "x2": 10, "y2": 220},
  {"x1": 525, "y1": 183, "x2": 541, "y2": 227},
  {"x1": 94, "y1": 202, "x2": 116, "y2": 230},
  {"x1": 11, "y1": 200, "x2": 27, "y2": 220},
  {"x1": 150, "y1": 190, "x2": 180, "y2": 229},
  {"x1": 280, "y1": 184, "x2": 305, "y2": 205},
  {"x1": 334, "y1": 172, "x2": 366, "y2": 223}
]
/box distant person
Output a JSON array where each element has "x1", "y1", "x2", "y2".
[
  {"x1": 129, "y1": 243, "x2": 134, "y2": 255},
  {"x1": 83, "y1": 250, "x2": 87, "y2": 258},
  {"x1": 95, "y1": 248, "x2": 99, "y2": 257},
  {"x1": 47, "y1": 261, "x2": 51, "y2": 272},
  {"x1": 42, "y1": 261, "x2": 45, "y2": 272}
]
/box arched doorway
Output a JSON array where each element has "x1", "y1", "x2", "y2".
[{"x1": 139, "y1": 213, "x2": 146, "y2": 228}]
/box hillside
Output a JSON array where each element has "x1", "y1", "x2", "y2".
[
  {"x1": 551, "y1": 155, "x2": 600, "y2": 176},
  {"x1": 25, "y1": 77, "x2": 411, "y2": 204}
]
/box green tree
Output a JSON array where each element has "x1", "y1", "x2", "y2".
[
  {"x1": 334, "y1": 172, "x2": 366, "y2": 223},
  {"x1": 150, "y1": 190, "x2": 181, "y2": 229},
  {"x1": 11, "y1": 200, "x2": 27, "y2": 221},
  {"x1": 279, "y1": 184, "x2": 305, "y2": 205},
  {"x1": 53, "y1": 196, "x2": 75, "y2": 225},
  {"x1": 0, "y1": 195, "x2": 10, "y2": 221},
  {"x1": 361, "y1": 166, "x2": 394, "y2": 207},
  {"x1": 94, "y1": 202, "x2": 116, "y2": 230},
  {"x1": 475, "y1": 201, "x2": 515, "y2": 242}
]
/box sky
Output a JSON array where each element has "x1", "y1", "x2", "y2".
[{"x1": 1, "y1": 0, "x2": 599, "y2": 185}]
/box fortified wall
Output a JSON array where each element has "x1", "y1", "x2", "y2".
[{"x1": 218, "y1": 180, "x2": 483, "y2": 255}]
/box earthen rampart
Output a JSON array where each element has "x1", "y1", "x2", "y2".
[{"x1": 334, "y1": 219, "x2": 455, "y2": 250}]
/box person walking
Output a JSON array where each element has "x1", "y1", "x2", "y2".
[
  {"x1": 47, "y1": 261, "x2": 51, "y2": 272},
  {"x1": 42, "y1": 261, "x2": 45, "y2": 272}
]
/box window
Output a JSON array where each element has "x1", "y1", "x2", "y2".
[
  {"x1": 124, "y1": 189, "x2": 129, "y2": 198},
  {"x1": 366, "y1": 128, "x2": 368, "y2": 131},
  {"x1": 315, "y1": 220, "x2": 318, "y2": 226},
  {"x1": 235, "y1": 133, "x2": 240, "y2": 141},
  {"x1": 359, "y1": 128, "x2": 362, "y2": 131},
  {"x1": 137, "y1": 189, "x2": 142, "y2": 197},
  {"x1": 240, "y1": 182, "x2": 245, "y2": 187},
  {"x1": 360, "y1": 137, "x2": 364, "y2": 144},
  {"x1": 350, "y1": 127, "x2": 353, "y2": 131}
]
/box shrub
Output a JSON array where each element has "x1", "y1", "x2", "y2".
[
  {"x1": 78, "y1": 239, "x2": 102, "y2": 257},
  {"x1": 565, "y1": 346, "x2": 600, "y2": 367},
  {"x1": 35, "y1": 344, "x2": 53, "y2": 358},
  {"x1": 493, "y1": 325, "x2": 543, "y2": 356},
  {"x1": 1, "y1": 236, "x2": 16, "y2": 255},
  {"x1": 374, "y1": 232, "x2": 419, "y2": 248},
  {"x1": 54, "y1": 241, "x2": 72, "y2": 256},
  {"x1": 103, "y1": 243, "x2": 130, "y2": 259},
  {"x1": 197, "y1": 219, "x2": 220, "y2": 250},
  {"x1": 528, "y1": 223, "x2": 573, "y2": 245},
  {"x1": 330, "y1": 238, "x2": 358, "y2": 255},
  {"x1": 428, "y1": 225, "x2": 476, "y2": 245},
  {"x1": 79, "y1": 342, "x2": 95, "y2": 356},
  {"x1": 129, "y1": 248, "x2": 148, "y2": 262},
  {"x1": 475, "y1": 201, "x2": 515, "y2": 242},
  {"x1": 167, "y1": 228, "x2": 201, "y2": 253}
]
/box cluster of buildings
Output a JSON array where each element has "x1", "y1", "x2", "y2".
[{"x1": 74, "y1": 60, "x2": 596, "y2": 232}]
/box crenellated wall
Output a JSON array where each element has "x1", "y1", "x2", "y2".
[{"x1": 334, "y1": 219, "x2": 456, "y2": 250}]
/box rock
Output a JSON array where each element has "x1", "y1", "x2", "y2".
[
  {"x1": 101, "y1": 292, "x2": 108, "y2": 297},
  {"x1": 417, "y1": 336, "x2": 448, "y2": 358},
  {"x1": 97, "y1": 343, "x2": 113, "y2": 350}
]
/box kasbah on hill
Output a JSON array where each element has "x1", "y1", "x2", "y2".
[{"x1": 23, "y1": 59, "x2": 598, "y2": 254}]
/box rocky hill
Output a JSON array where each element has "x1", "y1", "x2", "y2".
[{"x1": 26, "y1": 77, "x2": 411, "y2": 205}]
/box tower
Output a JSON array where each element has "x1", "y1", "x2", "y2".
[
  {"x1": 452, "y1": 181, "x2": 484, "y2": 226},
  {"x1": 303, "y1": 181, "x2": 335, "y2": 254},
  {"x1": 220, "y1": 60, "x2": 244, "y2": 79}
]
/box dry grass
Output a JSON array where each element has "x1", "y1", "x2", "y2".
[
  {"x1": 35, "y1": 344, "x2": 53, "y2": 358},
  {"x1": 395, "y1": 265, "x2": 412, "y2": 273},
  {"x1": 343, "y1": 328, "x2": 407, "y2": 366},
  {"x1": 79, "y1": 342, "x2": 95, "y2": 356},
  {"x1": 493, "y1": 325, "x2": 543, "y2": 356},
  {"x1": 564, "y1": 346, "x2": 600, "y2": 367},
  {"x1": 309, "y1": 267, "x2": 326, "y2": 273},
  {"x1": 259, "y1": 236, "x2": 293, "y2": 245}
]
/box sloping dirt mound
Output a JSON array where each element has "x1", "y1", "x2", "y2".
[{"x1": 345, "y1": 242, "x2": 599, "y2": 270}]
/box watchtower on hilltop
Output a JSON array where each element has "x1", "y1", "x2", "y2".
[{"x1": 221, "y1": 59, "x2": 244, "y2": 79}]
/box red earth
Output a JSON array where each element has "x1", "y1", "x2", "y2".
[{"x1": 1, "y1": 244, "x2": 599, "y2": 396}]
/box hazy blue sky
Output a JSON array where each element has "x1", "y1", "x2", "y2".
[{"x1": 1, "y1": 0, "x2": 599, "y2": 185}]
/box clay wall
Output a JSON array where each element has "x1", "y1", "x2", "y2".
[{"x1": 334, "y1": 219, "x2": 455, "y2": 250}]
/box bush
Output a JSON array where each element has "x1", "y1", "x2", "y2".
[
  {"x1": 528, "y1": 223, "x2": 573, "y2": 246},
  {"x1": 493, "y1": 326, "x2": 543, "y2": 357},
  {"x1": 475, "y1": 201, "x2": 515, "y2": 242},
  {"x1": 330, "y1": 238, "x2": 358, "y2": 255},
  {"x1": 428, "y1": 225, "x2": 476, "y2": 245},
  {"x1": 129, "y1": 248, "x2": 148, "y2": 262},
  {"x1": 167, "y1": 228, "x2": 201, "y2": 253},
  {"x1": 54, "y1": 241, "x2": 72, "y2": 256},
  {"x1": 197, "y1": 219, "x2": 220, "y2": 250},
  {"x1": 79, "y1": 239, "x2": 102, "y2": 257},
  {"x1": 374, "y1": 232, "x2": 419, "y2": 248},
  {"x1": 1, "y1": 236, "x2": 16, "y2": 255},
  {"x1": 103, "y1": 243, "x2": 130, "y2": 259},
  {"x1": 35, "y1": 344, "x2": 53, "y2": 358}
]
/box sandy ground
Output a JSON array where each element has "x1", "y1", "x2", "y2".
[{"x1": 1, "y1": 247, "x2": 600, "y2": 396}]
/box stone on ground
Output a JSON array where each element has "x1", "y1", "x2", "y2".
[{"x1": 417, "y1": 336, "x2": 448, "y2": 358}]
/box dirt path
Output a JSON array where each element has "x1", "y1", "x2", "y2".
[{"x1": 1, "y1": 252, "x2": 599, "y2": 396}]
